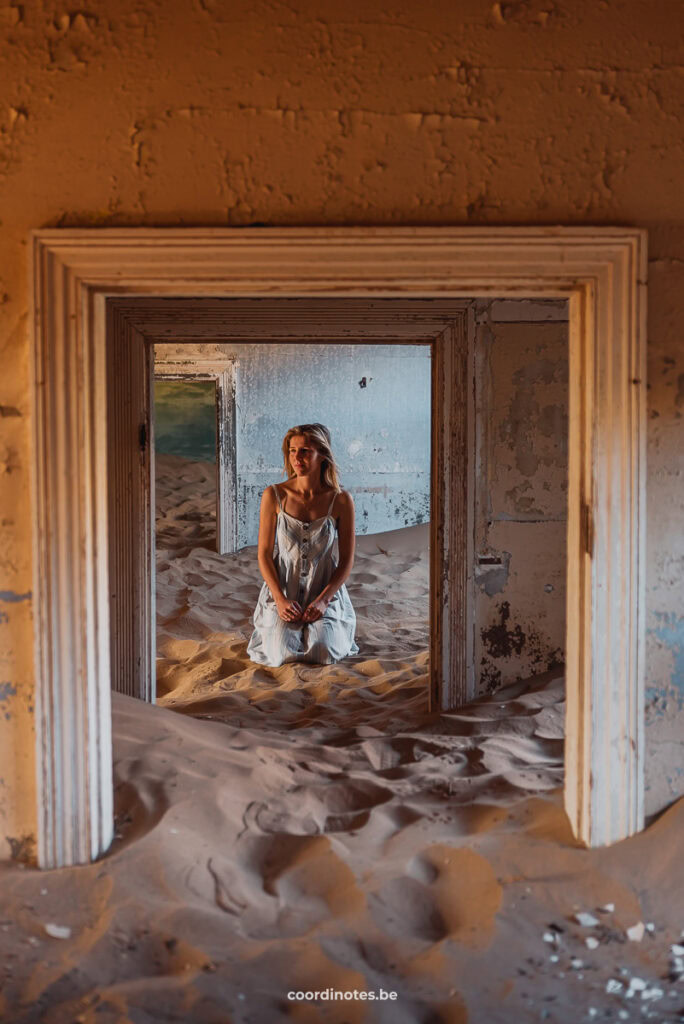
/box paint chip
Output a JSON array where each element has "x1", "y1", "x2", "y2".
[
  {"x1": 606, "y1": 979, "x2": 622, "y2": 994},
  {"x1": 585, "y1": 936, "x2": 599, "y2": 950},
  {"x1": 44, "y1": 923, "x2": 71, "y2": 939},
  {"x1": 574, "y1": 911, "x2": 600, "y2": 927},
  {"x1": 626, "y1": 922, "x2": 645, "y2": 942}
]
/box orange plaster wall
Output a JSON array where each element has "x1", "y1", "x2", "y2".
[{"x1": 0, "y1": 0, "x2": 682, "y2": 854}]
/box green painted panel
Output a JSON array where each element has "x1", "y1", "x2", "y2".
[{"x1": 154, "y1": 379, "x2": 216, "y2": 463}]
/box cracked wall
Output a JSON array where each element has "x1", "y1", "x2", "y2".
[{"x1": 0, "y1": 0, "x2": 683, "y2": 853}]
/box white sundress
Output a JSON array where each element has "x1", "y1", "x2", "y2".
[{"x1": 247, "y1": 485, "x2": 359, "y2": 667}]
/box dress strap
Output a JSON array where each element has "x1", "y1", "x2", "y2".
[
  {"x1": 327, "y1": 490, "x2": 339, "y2": 516},
  {"x1": 272, "y1": 484, "x2": 283, "y2": 512}
]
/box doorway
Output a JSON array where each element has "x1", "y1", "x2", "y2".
[
  {"x1": 153, "y1": 347, "x2": 237, "y2": 557},
  {"x1": 106, "y1": 298, "x2": 471, "y2": 713},
  {"x1": 29, "y1": 226, "x2": 647, "y2": 864},
  {"x1": 152, "y1": 340, "x2": 432, "y2": 713}
]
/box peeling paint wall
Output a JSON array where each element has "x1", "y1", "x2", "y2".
[
  {"x1": 474, "y1": 300, "x2": 568, "y2": 693},
  {"x1": 1, "y1": 0, "x2": 683, "y2": 852},
  {"x1": 156, "y1": 342, "x2": 431, "y2": 546}
]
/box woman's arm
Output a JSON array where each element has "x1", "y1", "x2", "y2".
[
  {"x1": 302, "y1": 491, "x2": 355, "y2": 622},
  {"x1": 256, "y1": 487, "x2": 302, "y2": 621}
]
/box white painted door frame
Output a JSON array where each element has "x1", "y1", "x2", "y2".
[
  {"x1": 29, "y1": 227, "x2": 647, "y2": 864},
  {"x1": 153, "y1": 352, "x2": 237, "y2": 556}
]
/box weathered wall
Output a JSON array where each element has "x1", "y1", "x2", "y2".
[
  {"x1": 155, "y1": 339, "x2": 432, "y2": 544},
  {"x1": 474, "y1": 300, "x2": 568, "y2": 694},
  {"x1": 1, "y1": 0, "x2": 682, "y2": 853},
  {"x1": 154, "y1": 341, "x2": 432, "y2": 544},
  {"x1": 232, "y1": 342, "x2": 431, "y2": 545}
]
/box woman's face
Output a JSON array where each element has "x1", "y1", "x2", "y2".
[{"x1": 288, "y1": 434, "x2": 323, "y2": 478}]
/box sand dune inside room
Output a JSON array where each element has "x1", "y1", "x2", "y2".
[{"x1": 0, "y1": 452, "x2": 681, "y2": 1021}]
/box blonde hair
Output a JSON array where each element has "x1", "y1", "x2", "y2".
[{"x1": 282, "y1": 423, "x2": 341, "y2": 492}]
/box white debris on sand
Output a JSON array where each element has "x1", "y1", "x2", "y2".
[
  {"x1": 43, "y1": 923, "x2": 71, "y2": 940},
  {"x1": 574, "y1": 911, "x2": 600, "y2": 928}
]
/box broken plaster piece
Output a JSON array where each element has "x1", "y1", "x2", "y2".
[
  {"x1": 574, "y1": 912, "x2": 600, "y2": 927},
  {"x1": 585, "y1": 936, "x2": 599, "y2": 950},
  {"x1": 44, "y1": 923, "x2": 71, "y2": 939},
  {"x1": 626, "y1": 922, "x2": 645, "y2": 942},
  {"x1": 606, "y1": 979, "x2": 623, "y2": 994}
]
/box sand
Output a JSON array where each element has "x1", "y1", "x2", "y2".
[{"x1": 0, "y1": 455, "x2": 681, "y2": 1023}]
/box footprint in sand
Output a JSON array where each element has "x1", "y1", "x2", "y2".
[
  {"x1": 361, "y1": 736, "x2": 418, "y2": 770},
  {"x1": 250, "y1": 777, "x2": 394, "y2": 835},
  {"x1": 369, "y1": 876, "x2": 449, "y2": 943},
  {"x1": 112, "y1": 769, "x2": 171, "y2": 849},
  {"x1": 402, "y1": 845, "x2": 502, "y2": 948}
]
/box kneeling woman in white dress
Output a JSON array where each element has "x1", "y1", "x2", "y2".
[{"x1": 247, "y1": 423, "x2": 359, "y2": 667}]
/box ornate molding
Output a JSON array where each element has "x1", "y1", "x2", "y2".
[{"x1": 29, "y1": 227, "x2": 647, "y2": 863}]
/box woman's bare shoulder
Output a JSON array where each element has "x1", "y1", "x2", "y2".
[
  {"x1": 260, "y1": 484, "x2": 280, "y2": 508},
  {"x1": 333, "y1": 489, "x2": 354, "y2": 510}
]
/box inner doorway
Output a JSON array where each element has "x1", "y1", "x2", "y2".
[
  {"x1": 106, "y1": 297, "x2": 471, "y2": 711},
  {"x1": 154, "y1": 377, "x2": 218, "y2": 552},
  {"x1": 152, "y1": 340, "x2": 433, "y2": 714}
]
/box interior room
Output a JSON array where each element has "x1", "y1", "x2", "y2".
[
  {"x1": 152, "y1": 339, "x2": 432, "y2": 721},
  {"x1": 0, "y1": 3, "x2": 682, "y2": 1022}
]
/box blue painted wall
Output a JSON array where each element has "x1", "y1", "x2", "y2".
[{"x1": 230, "y1": 343, "x2": 432, "y2": 547}]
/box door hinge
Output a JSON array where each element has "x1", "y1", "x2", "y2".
[{"x1": 139, "y1": 423, "x2": 147, "y2": 453}]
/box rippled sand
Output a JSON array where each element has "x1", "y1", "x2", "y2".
[{"x1": 0, "y1": 457, "x2": 680, "y2": 1023}]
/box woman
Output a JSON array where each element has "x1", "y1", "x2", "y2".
[{"x1": 247, "y1": 423, "x2": 359, "y2": 667}]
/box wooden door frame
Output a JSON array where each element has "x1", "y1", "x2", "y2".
[
  {"x1": 106, "y1": 298, "x2": 471, "y2": 713},
  {"x1": 153, "y1": 351, "x2": 237, "y2": 556},
  {"x1": 29, "y1": 226, "x2": 647, "y2": 865}
]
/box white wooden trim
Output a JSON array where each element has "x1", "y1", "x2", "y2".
[
  {"x1": 29, "y1": 227, "x2": 647, "y2": 864},
  {"x1": 30, "y1": 248, "x2": 113, "y2": 866}
]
